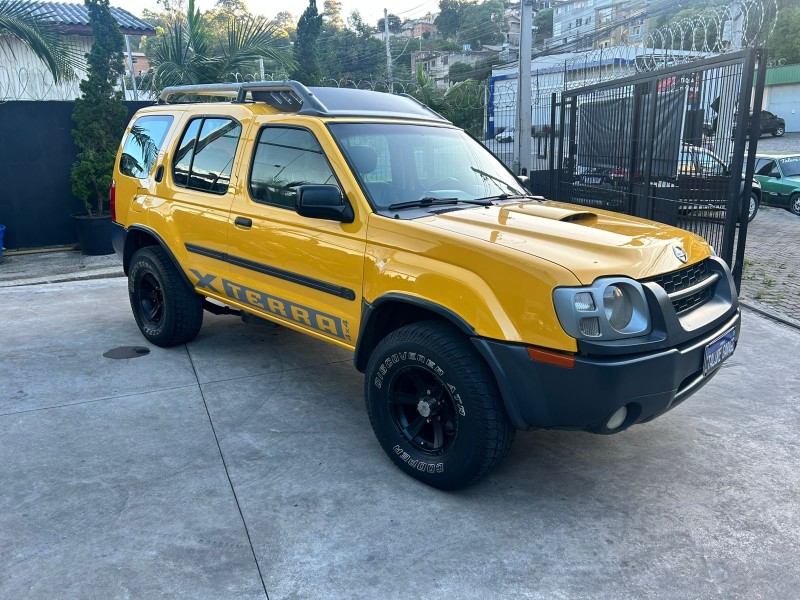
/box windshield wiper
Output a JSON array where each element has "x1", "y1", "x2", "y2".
[
  {"x1": 473, "y1": 193, "x2": 544, "y2": 203},
  {"x1": 388, "y1": 197, "x2": 493, "y2": 211}
]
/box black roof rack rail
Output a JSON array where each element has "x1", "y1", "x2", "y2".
[{"x1": 157, "y1": 80, "x2": 450, "y2": 123}]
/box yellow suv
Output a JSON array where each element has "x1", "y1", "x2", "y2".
[{"x1": 112, "y1": 81, "x2": 740, "y2": 489}]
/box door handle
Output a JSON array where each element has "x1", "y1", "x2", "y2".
[{"x1": 234, "y1": 216, "x2": 252, "y2": 228}]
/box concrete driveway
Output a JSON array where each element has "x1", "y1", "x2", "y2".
[{"x1": 1, "y1": 278, "x2": 799, "y2": 599}]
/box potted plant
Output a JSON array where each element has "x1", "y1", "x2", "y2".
[{"x1": 70, "y1": 0, "x2": 127, "y2": 255}]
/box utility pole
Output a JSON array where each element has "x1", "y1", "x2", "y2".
[
  {"x1": 514, "y1": 0, "x2": 534, "y2": 176},
  {"x1": 385, "y1": 8, "x2": 393, "y2": 93},
  {"x1": 124, "y1": 34, "x2": 138, "y2": 101}
]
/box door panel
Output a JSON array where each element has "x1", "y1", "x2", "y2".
[{"x1": 226, "y1": 124, "x2": 367, "y2": 348}]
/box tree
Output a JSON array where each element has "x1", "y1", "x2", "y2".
[
  {"x1": 376, "y1": 13, "x2": 401, "y2": 33},
  {"x1": 533, "y1": 8, "x2": 552, "y2": 40},
  {"x1": 71, "y1": 0, "x2": 127, "y2": 216},
  {"x1": 435, "y1": 0, "x2": 504, "y2": 48},
  {"x1": 147, "y1": 0, "x2": 292, "y2": 92},
  {"x1": 323, "y1": 0, "x2": 344, "y2": 30},
  {"x1": 767, "y1": 7, "x2": 800, "y2": 64},
  {"x1": 293, "y1": 0, "x2": 322, "y2": 85},
  {"x1": 274, "y1": 11, "x2": 297, "y2": 42},
  {"x1": 0, "y1": 0, "x2": 78, "y2": 81},
  {"x1": 347, "y1": 10, "x2": 373, "y2": 38}
]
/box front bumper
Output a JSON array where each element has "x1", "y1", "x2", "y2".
[{"x1": 473, "y1": 309, "x2": 740, "y2": 432}]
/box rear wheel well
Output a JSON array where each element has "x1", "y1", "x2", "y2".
[
  {"x1": 123, "y1": 229, "x2": 160, "y2": 274},
  {"x1": 354, "y1": 299, "x2": 472, "y2": 372}
]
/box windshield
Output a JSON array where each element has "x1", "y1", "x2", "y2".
[
  {"x1": 779, "y1": 156, "x2": 800, "y2": 178},
  {"x1": 329, "y1": 122, "x2": 527, "y2": 213}
]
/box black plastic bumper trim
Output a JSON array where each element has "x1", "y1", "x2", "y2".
[{"x1": 473, "y1": 309, "x2": 741, "y2": 432}]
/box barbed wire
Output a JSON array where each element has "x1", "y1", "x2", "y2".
[{"x1": 0, "y1": 65, "x2": 81, "y2": 101}]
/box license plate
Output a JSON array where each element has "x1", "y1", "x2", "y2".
[
  {"x1": 584, "y1": 176, "x2": 602, "y2": 184},
  {"x1": 703, "y1": 327, "x2": 736, "y2": 376}
]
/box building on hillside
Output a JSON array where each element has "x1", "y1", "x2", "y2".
[
  {"x1": 0, "y1": 0, "x2": 155, "y2": 100},
  {"x1": 401, "y1": 16, "x2": 436, "y2": 38},
  {"x1": 545, "y1": 0, "x2": 648, "y2": 51},
  {"x1": 412, "y1": 48, "x2": 501, "y2": 89}
]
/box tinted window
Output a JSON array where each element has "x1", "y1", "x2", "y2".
[
  {"x1": 119, "y1": 115, "x2": 173, "y2": 179},
  {"x1": 172, "y1": 117, "x2": 241, "y2": 194},
  {"x1": 755, "y1": 159, "x2": 776, "y2": 176},
  {"x1": 249, "y1": 127, "x2": 337, "y2": 208}
]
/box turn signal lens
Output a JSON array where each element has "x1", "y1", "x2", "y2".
[
  {"x1": 527, "y1": 347, "x2": 575, "y2": 368},
  {"x1": 574, "y1": 292, "x2": 595, "y2": 311}
]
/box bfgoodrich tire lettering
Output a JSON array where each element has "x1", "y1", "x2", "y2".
[
  {"x1": 365, "y1": 321, "x2": 514, "y2": 490},
  {"x1": 129, "y1": 246, "x2": 203, "y2": 346}
]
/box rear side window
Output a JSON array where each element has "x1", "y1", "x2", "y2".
[
  {"x1": 119, "y1": 115, "x2": 173, "y2": 179},
  {"x1": 249, "y1": 127, "x2": 337, "y2": 208},
  {"x1": 172, "y1": 117, "x2": 241, "y2": 194}
]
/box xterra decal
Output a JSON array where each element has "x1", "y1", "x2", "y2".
[{"x1": 190, "y1": 270, "x2": 352, "y2": 341}]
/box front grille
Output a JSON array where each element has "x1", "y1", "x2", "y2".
[
  {"x1": 647, "y1": 259, "x2": 709, "y2": 294},
  {"x1": 644, "y1": 258, "x2": 715, "y2": 314},
  {"x1": 671, "y1": 285, "x2": 714, "y2": 313}
]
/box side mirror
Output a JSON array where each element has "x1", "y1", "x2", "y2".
[
  {"x1": 770, "y1": 170, "x2": 781, "y2": 179},
  {"x1": 295, "y1": 184, "x2": 354, "y2": 223}
]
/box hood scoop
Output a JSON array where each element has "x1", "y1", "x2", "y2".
[{"x1": 503, "y1": 203, "x2": 599, "y2": 225}]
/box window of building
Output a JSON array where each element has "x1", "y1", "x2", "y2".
[
  {"x1": 576, "y1": 17, "x2": 582, "y2": 26},
  {"x1": 249, "y1": 127, "x2": 337, "y2": 209},
  {"x1": 172, "y1": 117, "x2": 241, "y2": 194},
  {"x1": 119, "y1": 115, "x2": 173, "y2": 179}
]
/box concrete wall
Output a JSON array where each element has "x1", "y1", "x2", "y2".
[{"x1": 763, "y1": 83, "x2": 800, "y2": 133}]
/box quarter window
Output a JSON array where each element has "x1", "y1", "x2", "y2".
[
  {"x1": 119, "y1": 115, "x2": 173, "y2": 179},
  {"x1": 249, "y1": 127, "x2": 337, "y2": 209},
  {"x1": 172, "y1": 117, "x2": 241, "y2": 194}
]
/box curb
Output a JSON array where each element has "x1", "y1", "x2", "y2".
[
  {"x1": 740, "y1": 300, "x2": 800, "y2": 331},
  {"x1": 0, "y1": 267, "x2": 125, "y2": 288}
]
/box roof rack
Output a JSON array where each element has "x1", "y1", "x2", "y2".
[{"x1": 157, "y1": 80, "x2": 449, "y2": 124}]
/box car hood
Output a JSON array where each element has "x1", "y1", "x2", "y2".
[{"x1": 421, "y1": 201, "x2": 712, "y2": 284}]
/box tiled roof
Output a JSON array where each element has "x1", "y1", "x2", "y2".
[{"x1": 24, "y1": 1, "x2": 156, "y2": 34}]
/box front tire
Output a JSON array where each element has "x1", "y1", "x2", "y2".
[
  {"x1": 772, "y1": 126, "x2": 785, "y2": 137},
  {"x1": 129, "y1": 246, "x2": 204, "y2": 347},
  {"x1": 365, "y1": 321, "x2": 514, "y2": 490},
  {"x1": 790, "y1": 193, "x2": 800, "y2": 216}
]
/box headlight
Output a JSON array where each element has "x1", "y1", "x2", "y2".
[
  {"x1": 553, "y1": 278, "x2": 651, "y2": 341},
  {"x1": 603, "y1": 285, "x2": 633, "y2": 331}
]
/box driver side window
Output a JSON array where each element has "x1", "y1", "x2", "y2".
[{"x1": 249, "y1": 127, "x2": 337, "y2": 209}]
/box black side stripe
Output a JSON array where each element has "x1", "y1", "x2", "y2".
[{"x1": 185, "y1": 243, "x2": 356, "y2": 301}]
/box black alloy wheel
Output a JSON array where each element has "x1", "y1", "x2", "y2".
[{"x1": 388, "y1": 365, "x2": 459, "y2": 455}]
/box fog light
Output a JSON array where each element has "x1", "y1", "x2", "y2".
[
  {"x1": 606, "y1": 405, "x2": 628, "y2": 430},
  {"x1": 579, "y1": 317, "x2": 601, "y2": 337}
]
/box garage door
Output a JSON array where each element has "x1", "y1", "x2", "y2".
[{"x1": 767, "y1": 84, "x2": 800, "y2": 133}]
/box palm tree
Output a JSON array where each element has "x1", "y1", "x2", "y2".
[
  {"x1": 0, "y1": 0, "x2": 77, "y2": 82},
  {"x1": 147, "y1": 0, "x2": 293, "y2": 94}
]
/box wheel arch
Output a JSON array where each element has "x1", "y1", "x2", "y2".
[
  {"x1": 123, "y1": 225, "x2": 193, "y2": 290},
  {"x1": 354, "y1": 294, "x2": 475, "y2": 373}
]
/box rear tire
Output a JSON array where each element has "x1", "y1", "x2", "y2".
[
  {"x1": 747, "y1": 192, "x2": 759, "y2": 222},
  {"x1": 365, "y1": 321, "x2": 514, "y2": 490},
  {"x1": 129, "y1": 246, "x2": 203, "y2": 347}
]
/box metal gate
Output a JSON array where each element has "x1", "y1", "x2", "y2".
[{"x1": 540, "y1": 49, "x2": 765, "y2": 290}]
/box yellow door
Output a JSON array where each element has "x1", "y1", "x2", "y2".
[
  {"x1": 156, "y1": 115, "x2": 246, "y2": 292},
  {"x1": 225, "y1": 122, "x2": 367, "y2": 349}
]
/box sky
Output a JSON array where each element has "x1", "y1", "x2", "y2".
[{"x1": 113, "y1": 0, "x2": 440, "y2": 30}]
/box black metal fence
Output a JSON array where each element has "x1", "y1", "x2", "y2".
[{"x1": 545, "y1": 49, "x2": 764, "y2": 289}]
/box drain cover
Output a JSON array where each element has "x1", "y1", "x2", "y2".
[{"x1": 103, "y1": 346, "x2": 151, "y2": 359}]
